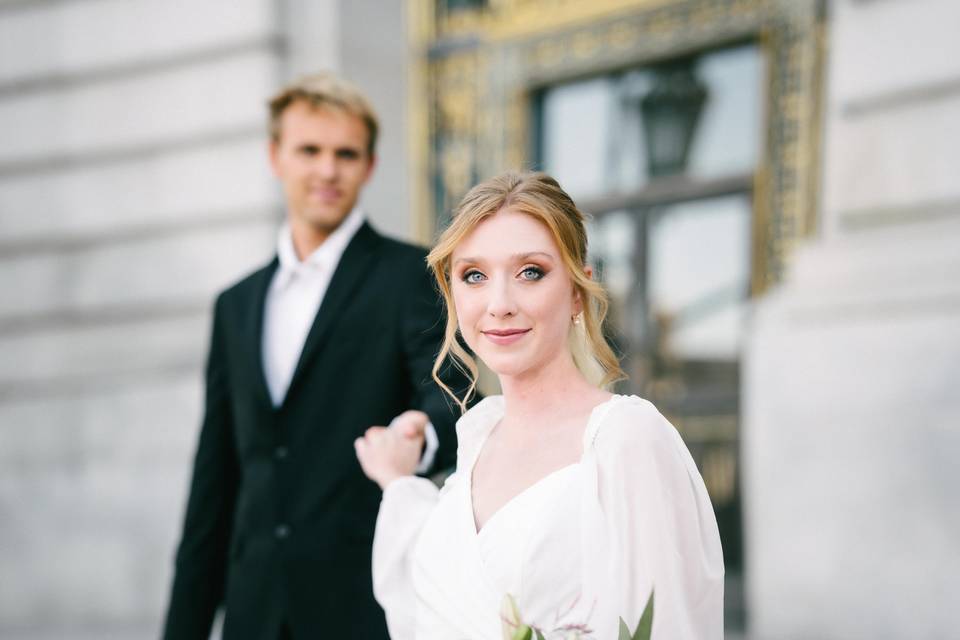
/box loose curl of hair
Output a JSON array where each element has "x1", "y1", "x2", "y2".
[{"x1": 427, "y1": 171, "x2": 626, "y2": 412}]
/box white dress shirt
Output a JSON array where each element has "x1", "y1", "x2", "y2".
[
  {"x1": 262, "y1": 207, "x2": 365, "y2": 406},
  {"x1": 261, "y1": 206, "x2": 437, "y2": 471}
]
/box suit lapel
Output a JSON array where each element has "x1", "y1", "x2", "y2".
[
  {"x1": 248, "y1": 257, "x2": 279, "y2": 411},
  {"x1": 282, "y1": 222, "x2": 381, "y2": 405}
]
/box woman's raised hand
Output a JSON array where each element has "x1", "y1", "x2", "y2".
[{"x1": 354, "y1": 410, "x2": 428, "y2": 489}]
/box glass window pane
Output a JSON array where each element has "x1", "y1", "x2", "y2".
[
  {"x1": 612, "y1": 70, "x2": 652, "y2": 193},
  {"x1": 687, "y1": 45, "x2": 763, "y2": 179},
  {"x1": 587, "y1": 210, "x2": 644, "y2": 381},
  {"x1": 588, "y1": 209, "x2": 637, "y2": 302},
  {"x1": 539, "y1": 43, "x2": 762, "y2": 197},
  {"x1": 540, "y1": 77, "x2": 616, "y2": 200},
  {"x1": 647, "y1": 195, "x2": 751, "y2": 360}
]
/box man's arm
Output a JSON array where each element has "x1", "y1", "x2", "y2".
[{"x1": 162, "y1": 295, "x2": 240, "y2": 640}]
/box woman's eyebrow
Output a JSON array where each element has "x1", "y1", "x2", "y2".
[
  {"x1": 453, "y1": 251, "x2": 555, "y2": 267},
  {"x1": 512, "y1": 251, "x2": 554, "y2": 262}
]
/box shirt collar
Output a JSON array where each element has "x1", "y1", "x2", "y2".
[{"x1": 274, "y1": 206, "x2": 366, "y2": 289}]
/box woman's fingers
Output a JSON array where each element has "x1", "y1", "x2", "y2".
[
  {"x1": 390, "y1": 411, "x2": 428, "y2": 440},
  {"x1": 364, "y1": 425, "x2": 388, "y2": 439},
  {"x1": 354, "y1": 422, "x2": 422, "y2": 489}
]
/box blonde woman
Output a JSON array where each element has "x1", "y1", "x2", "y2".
[{"x1": 355, "y1": 172, "x2": 723, "y2": 639}]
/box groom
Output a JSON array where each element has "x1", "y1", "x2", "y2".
[{"x1": 162, "y1": 72, "x2": 463, "y2": 640}]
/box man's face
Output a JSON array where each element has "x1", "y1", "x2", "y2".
[{"x1": 269, "y1": 101, "x2": 375, "y2": 241}]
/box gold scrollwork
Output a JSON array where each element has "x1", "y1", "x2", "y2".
[
  {"x1": 609, "y1": 21, "x2": 640, "y2": 50},
  {"x1": 531, "y1": 37, "x2": 567, "y2": 69},
  {"x1": 416, "y1": 0, "x2": 824, "y2": 287},
  {"x1": 571, "y1": 30, "x2": 602, "y2": 60}
]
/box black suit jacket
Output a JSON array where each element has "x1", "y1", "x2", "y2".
[{"x1": 162, "y1": 222, "x2": 463, "y2": 639}]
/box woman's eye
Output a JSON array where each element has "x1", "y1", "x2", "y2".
[
  {"x1": 463, "y1": 270, "x2": 486, "y2": 284},
  {"x1": 519, "y1": 266, "x2": 545, "y2": 281}
]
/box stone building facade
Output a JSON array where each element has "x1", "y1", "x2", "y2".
[
  {"x1": 744, "y1": 1, "x2": 960, "y2": 638},
  {"x1": 0, "y1": 1, "x2": 410, "y2": 637},
  {"x1": 1, "y1": 1, "x2": 957, "y2": 638}
]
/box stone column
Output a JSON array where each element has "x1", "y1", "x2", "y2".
[{"x1": 743, "y1": 1, "x2": 960, "y2": 638}]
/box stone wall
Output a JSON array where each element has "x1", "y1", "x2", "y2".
[
  {"x1": 0, "y1": 1, "x2": 410, "y2": 637},
  {"x1": 743, "y1": 1, "x2": 960, "y2": 638}
]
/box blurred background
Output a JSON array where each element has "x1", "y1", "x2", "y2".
[{"x1": 0, "y1": 0, "x2": 957, "y2": 638}]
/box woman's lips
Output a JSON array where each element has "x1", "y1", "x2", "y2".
[{"x1": 481, "y1": 328, "x2": 530, "y2": 346}]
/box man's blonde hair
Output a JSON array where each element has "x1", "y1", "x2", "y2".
[{"x1": 267, "y1": 72, "x2": 379, "y2": 155}]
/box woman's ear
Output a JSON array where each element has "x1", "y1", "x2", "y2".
[
  {"x1": 574, "y1": 265, "x2": 594, "y2": 316},
  {"x1": 573, "y1": 266, "x2": 593, "y2": 316}
]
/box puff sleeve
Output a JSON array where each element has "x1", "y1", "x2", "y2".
[
  {"x1": 579, "y1": 397, "x2": 725, "y2": 639},
  {"x1": 371, "y1": 476, "x2": 440, "y2": 639},
  {"x1": 372, "y1": 397, "x2": 504, "y2": 640}
]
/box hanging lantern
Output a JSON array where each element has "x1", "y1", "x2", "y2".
[{"x1": 640, "y1": 59, "x2": 708, "y2": 177}]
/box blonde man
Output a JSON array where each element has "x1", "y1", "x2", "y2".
[{"x1": 162, "y1": 72, "x2": 464, "y2": 640}]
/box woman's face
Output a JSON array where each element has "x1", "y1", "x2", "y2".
[{"x1": 450, "y1": 207, "x2": 581, "y2": 381}]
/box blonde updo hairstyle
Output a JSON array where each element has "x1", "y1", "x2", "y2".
[{"x1": 427, "y1": 171, "x2": 625, "y2": 411}]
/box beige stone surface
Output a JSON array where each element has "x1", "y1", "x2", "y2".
[{"x1": 745, "y1": 1, "x2": 960, "y2": 636}]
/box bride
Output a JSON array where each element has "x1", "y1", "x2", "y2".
[{"x1": 354, "y1": 172, "x2": 724, "y2": 639}]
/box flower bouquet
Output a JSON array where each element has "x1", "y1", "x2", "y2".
[{"x1": 500, "y1": 590, "x2": 654, "y2": 640}]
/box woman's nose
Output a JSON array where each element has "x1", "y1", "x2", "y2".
[{"x1": 487, "y1": 279, "x2": 518, "y2": 318}]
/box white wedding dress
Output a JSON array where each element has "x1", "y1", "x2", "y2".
[{"x1": 372, "y1": 395, "x2": 724, "y2": 639}]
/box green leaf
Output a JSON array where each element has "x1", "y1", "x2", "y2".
[
  {"x1": 632, "y1": 589, "x2": 655, "y2": 640},
  {"x1": 534, "y1": 630, "x2": 546, "y2": 640},
  {"x1": 511, "y1": 625, "x2": 532, "y2": 640},
  {"x1": 618, "y1": 617, "x2": 633, "y2": 640}
]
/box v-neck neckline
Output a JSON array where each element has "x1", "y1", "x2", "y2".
[
  {"x1": 466, "y1": 394, "x2": 623, "y2": 535},
  {"x1": 474, "y1": 462, "x2": 579, "y2": 537}
]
